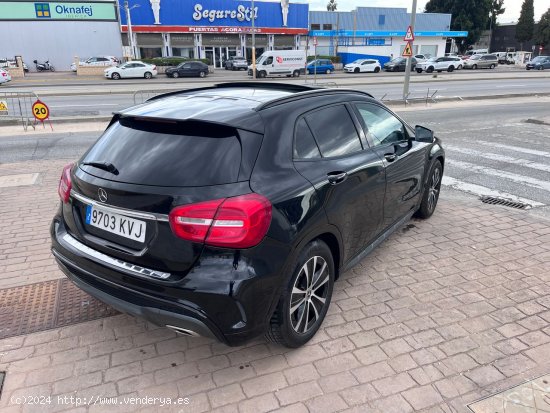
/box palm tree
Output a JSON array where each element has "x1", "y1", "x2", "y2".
[{"x1": 327, "y1": 0, "x2": 337, "y2": 12}]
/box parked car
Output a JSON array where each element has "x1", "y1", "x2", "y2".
[
  {"x1": 462, "y1": 49, "x2": 488, "y2": 60},
  {"x1": 0, "y1": 58, "x2": 28, "y2": 72},
  {"x1": 0, "y1": 68, "x2": 12, "y2": 85},
  {"x1": 104, "y1": 61, "x2": 157, "y2": 80},
  {"x1": 526, "y1": 56, "x2": 550, "y2": 70},
  {"x1": 344, "y1": 59, "x2": 381, "y2": 73},
  {"x1": 224, "y1": 58, "x2": 248, "y2": 71},
  {"x1": 463, "y1": 54, "x2": 498, "y2": 69},
  {"x1": 50, "y1": 83, "x2": 445, "y2": 348},
  {"x1": 383, "y1": 57, "x2": 417, "y2": 72},
  {"x1": 416, "y1": 56, "x2": 464, "y2": 73},
  {"x1": 307, "y1": 59, "x2": 335, "y2": 74},
  {"x1": 165, "y1": 61, "x2": 209, "y2": 78},
  {"x1": 414, "y1": 54, "x2": 432, "y2": 62},
  {"x1": 71, "y1": 56, "x2": 119, "y2": 71}
]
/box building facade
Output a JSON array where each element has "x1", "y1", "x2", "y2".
[
  {"x1": 308, "y1": 7, "x2": 467, "y2": 65},
  {"x1": 119, "y1": 0, "x2": 309, "y2": 68},
  {"x1": 489, "y1": 23, "x2": 541, "y2": 54},
  {"x1": 0, "y1": 0, "x2": 123, "y2": 70}
]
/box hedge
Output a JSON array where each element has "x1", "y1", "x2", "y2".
[
  {"x1": 307, "y1": 55, "x2": 341, "y2": 63},
  {"x1": 140, "y1": 57, "x2": 212, "y2": 66}
]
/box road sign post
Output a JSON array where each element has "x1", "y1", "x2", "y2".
[
  {"x1": 32, "y1": 99, "x2": 53, "y2": 130},
  {"x1": 403, "y1": 0, "x2": 417, "y2": 101}
]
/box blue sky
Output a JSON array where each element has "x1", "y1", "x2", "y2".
[{"x1": 299, "y1": 0, "x2": 547, "y2": 23}]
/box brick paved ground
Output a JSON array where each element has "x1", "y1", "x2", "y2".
[{"x1": 1, "y1": 177, "x2": 550, "y2": 411}]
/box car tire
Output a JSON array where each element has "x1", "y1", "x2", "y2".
[
  {"x1": 111, "y1": 72, "x2": 121, "y2": 80},
  {"x1": 458, "y1": 65, "x2": 463, "y2": 70},
  {"x1": 50, "y1": 66, "x2": 55, "y2": 72},
  {"x1": 199, "y1": 71, "x2": 206, "y2": 78},
  {"x1": 416, "y1": 68, "x2": 423, "y2": 73},
  {"x1": 427, "y1": 67, "x2": 434, "y2": 73},
  {"x1": 374, "y1": 67, "x2": 380, "y2": 73},
  {"x1": 447, "y1": 66, "x2": 454, "y2": 72},
  {"x1": 266, "y1": 240, "x2": 334, "y2": 348},
  {"x1": 526, "y1": 67, "x2": 531, "y2": 70},
  {"x1": 415, "y1": 160, "x2": 443, "y2": 219},
  {"x1": 172, "y1": 72, "x2": 179, "y2": 78},
  {"x1": 354, "y1": 67, "x2": 360, "y2": 73},
  {"x1": 472, "y1": 64, "x2": 478, "y2": 70},
  {"x1": 326, "y1": 69, "x2": 331, "y2": 74},
  {"x1": 293, "y1": 70, "x2": 300, "y2": 77},
  {"x1": 490, "y1": 64, "x2": 495, "y2": 69},
  {"x1": 537, "y1": 66, "x2": 543, "y2": 70},
  {"x1": 259, "y1": 71, "x2": 267, "y2": 78},
  {"x1": 144, "y1": 72, "x2": 152, "y2": 79}
]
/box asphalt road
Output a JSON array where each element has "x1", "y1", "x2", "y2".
[{"x1": 2, "y1": 98, "x2": 550, "y2": 220}]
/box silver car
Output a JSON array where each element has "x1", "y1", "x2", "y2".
[{"x1": 463, "y1": 54, "x2": 498, "y2": 69}]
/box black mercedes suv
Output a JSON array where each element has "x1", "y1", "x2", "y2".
[{"x1": 51, "y1": 83, "x2": 444, "y2": 348}]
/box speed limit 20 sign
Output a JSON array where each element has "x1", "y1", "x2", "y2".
[{"x1": 32, "y1": 100, "x2": 50, "y2": 122}]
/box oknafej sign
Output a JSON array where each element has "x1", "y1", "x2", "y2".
[{"x1": 0, "y1": 2, "x2": 117, "y2": 21}]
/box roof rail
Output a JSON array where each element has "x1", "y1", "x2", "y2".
[
  {"x1": 255, "y1": 88, "x2": 374, "y2": 111},
  {"x1": 145, "y1": 82, "x2": 323, "y2": 103}
]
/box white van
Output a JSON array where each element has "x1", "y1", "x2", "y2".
[{"x1": 248, "y1": 50, "x2": 306, "y2": 78}]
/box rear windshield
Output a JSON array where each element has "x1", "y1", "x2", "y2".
[{"x1": 80, "y1": 118, "x2": 242, "y2": 187}]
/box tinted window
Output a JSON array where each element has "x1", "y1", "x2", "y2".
[
  {"x1": 80, "y1": 118, "x2": 241, "y2": 187},
  {"x1": 305, "y1": 105, "x2": 362, "y2": 157},
  {"x1": 355, "y1": 103, "x2": 406, "y2": 147},
  {"x1": 294, "y1": 118, "x2": 321, "y2": 159}
]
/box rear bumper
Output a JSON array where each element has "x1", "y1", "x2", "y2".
[{"x1": 51, "y1": 217, "x2": 290, "y2": 346}]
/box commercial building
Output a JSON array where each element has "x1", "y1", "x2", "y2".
[
  {"x1": 0, "y1": 0, "x2": 123, "y2": 70},
  {"x1": 308, "y1": 7, "x2": 468, "y2": 65},
  {"x1": 118, "y1": 0, "x2": 309, "y2": 68}
]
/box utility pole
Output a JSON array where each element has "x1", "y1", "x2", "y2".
[
  {"x1": 251, "y1": 0, "x2": 256, "y2": 79},
  {"x1": 402, "y1": 0, "x2": 417, "y2": 100},
  {"x1": 124, "y1": 0, "x2": 136, "y2": 60}
]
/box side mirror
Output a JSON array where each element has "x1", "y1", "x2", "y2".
[{"x1": 415, "y1": 125, "x2": 434, "y2": 143}]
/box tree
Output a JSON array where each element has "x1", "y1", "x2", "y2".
[
  {"x1": 516, "y1": 0, "x2": 535, "y2": 50},
  {"x1": 327, "y1": 0, "x2": 337, "y2": 12},
  {"x1": 535, "y1": 8, "x2": 550, "y2": 50},
  {"x1": 425, "y1": 0, "x2": 492, "y2": 52},
  {"x1": 488, "y1": 0, "x2": 505, "y2": 29}
]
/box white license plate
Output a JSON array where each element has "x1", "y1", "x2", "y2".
[{"x1": 85, "y1": 205, "x2": 146, "y2": 243}]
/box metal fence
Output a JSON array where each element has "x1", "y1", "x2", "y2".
[
  {"x1": 133, "y1": 89, "x2": 181, "y2": 105},
  {"x1": 0, "y1": 91, "x2": 39, "y2": 131}
]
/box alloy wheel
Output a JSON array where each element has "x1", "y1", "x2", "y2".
[
  {"x1": 289, "y1": 256, "x2": 330, "y2": 334},
  {"x1": 428, "y1": 167, "x2": 441, "y2": 213}
]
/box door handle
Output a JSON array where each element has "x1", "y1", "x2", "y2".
[
  {"x1": 327, "y1": 172, "x2": 348, "y2": 185},
  {"x1": 384, "y1": 154, "x2": 397, "y2": 162}
]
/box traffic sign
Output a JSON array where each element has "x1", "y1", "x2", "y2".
[
  {"x1": 32, "y1": 100, "x2": 50, "y2": 122},
  {"x1": 402, "y1": 42, "x2": 413, "y2": 57},
  {"x1": 404, "y1": 25, "x2": 415, "y2": 42},
  {"x1": 0, "y1": 100, "x2": 8, "y2": 114},
  {"x1": 313, "y1": 36, "x2": 318, "y2": 46}
]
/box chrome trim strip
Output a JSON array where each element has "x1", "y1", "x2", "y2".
[
  {"x1": 61, "y1": 233, "x2": 171, "y2": 280},
  {"x1": 71, "y1": 191, "x2": 169, "y2": 222}
]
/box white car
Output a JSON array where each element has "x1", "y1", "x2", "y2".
[
  {"x1": 344, "y1": 59, "x2": 381, "y2": 73},
  {"x1": 105, "y1": 61, "x2": 157, "y2": 80},
  {"x1": 0, "y1": 68, "x2": 12, "y2": 85},
  {"x1": 72, "y1": 56, "x2": 119, "y2": 71},
  {"x1": 414, "y1": 54, "x2": 432, "y2": 63},
  {"x1": 415, "y1": 56, "x2": 464, "y2": 73}
]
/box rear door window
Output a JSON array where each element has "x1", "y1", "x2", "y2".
[
  {"x1": 80, "y1": 118, "x2": 242, "y2": 187},
  {"x1": 294, "y1": 118, "x2": 321, "y2": 159},
  {"x1": 305, "y1": 105, "x2": 363, "y2": 157}
]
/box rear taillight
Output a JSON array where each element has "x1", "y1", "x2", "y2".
[
  {"x1": 169, "y1": 194, "x2": 272, "y2": 249},
  {"x1": 58, "y1": 163, "x2": 73, "y2": 203}
]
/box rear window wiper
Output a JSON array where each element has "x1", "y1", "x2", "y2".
[{"x1": 81, "y1": 161, "x2": 119, "y2": 175}]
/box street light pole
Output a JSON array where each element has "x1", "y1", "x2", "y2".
[
  {"x1": 402, "y1": 0, "x2": 417, "y2": 100},
  {"x1": 124, "y1": 0, "x2": 135, "y2": 60},
  {"x1": 251, "y1": 0, "x2": 256, "y2": 79}
]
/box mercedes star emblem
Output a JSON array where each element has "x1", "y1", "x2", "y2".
[{"x1": 98, "y1": 188, "x2": 108, "y2": 203}]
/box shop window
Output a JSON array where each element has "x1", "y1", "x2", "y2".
[
  {"x1": 172, "y1": 48, "x2": 194, "y2": 58},
  {"x1": 310, "y1": 24, "x2": 321, "y2": 30},
  {"x1": 323, "y1": 24, "x2": 333, "y2": 30},
  {"x1": 379, "y1": 15, "x2": 385, "y2": 25},
  {"x1": 139, "y1": 47, "x2": 162, "y2": 59}
]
